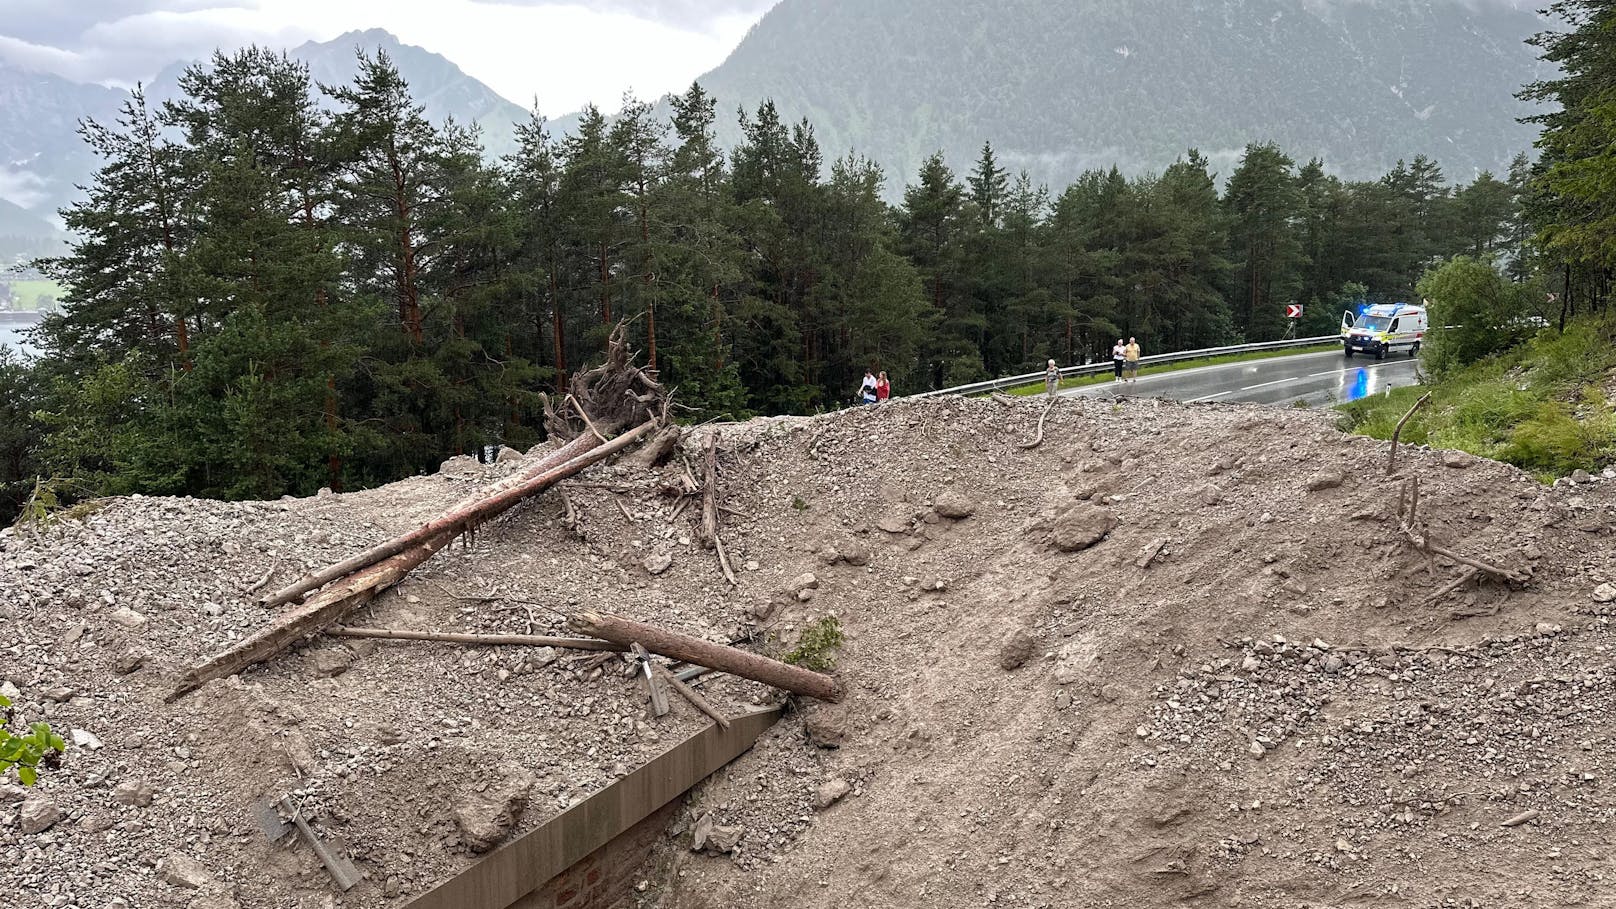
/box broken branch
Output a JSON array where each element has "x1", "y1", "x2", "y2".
[
  {"x1": 654, "y1": 662, "x2": 731, "y2": 728},
  {"x1": 1018, "y1": 400, "x2": 1055, "y2": 450},
  {"x1": 1387, "y1": 391, "x2": 1433, "y2": 475},
  {"x1": 326, "y1": 626, "x2": 623, "y2": 652}
]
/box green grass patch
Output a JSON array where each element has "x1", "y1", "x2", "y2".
[
  {"x1": 1003, "y1": 343, "x2": 1341, "y2": 396},
  {"x1": 2, "y1": 279, "x2": 65, "y2": 311},
  {"x1": 1336, "y1": 317, "x2": 1616, "y2": 481}
]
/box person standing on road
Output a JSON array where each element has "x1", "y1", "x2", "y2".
[
  {"x1": 1044, "y1": 359, "x2": 1061, "y2": 396},
  {"x1": 859, "y1": 369, "x2": 878, "y2": 405},
  {"x1": 876, "y1": 371, "x2": 892, "y2": 403},
  {"x1": 1124, "y1": 337, "x2": 1142, "y2": 383},
  {"x1": 1111, "y1": 340, "x2": 1126, "y2": 382}
]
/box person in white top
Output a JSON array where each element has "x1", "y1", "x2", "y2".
[
  {"x1": 858, "y1": 370, "x2": 878, "y2": 405},
  {"x1": 1111, "y1": 340, "x2": 1127, "y2": 382}
]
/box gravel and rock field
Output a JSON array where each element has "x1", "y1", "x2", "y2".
[{"x1": 3, "y1": 394, "x2": 1614, "y2": 909}]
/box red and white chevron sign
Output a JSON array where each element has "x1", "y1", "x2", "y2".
[{"x1": 1284, "y1": 304, "x2": 1303, "y2": 319}]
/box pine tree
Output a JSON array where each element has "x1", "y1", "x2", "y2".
[
  {"x1": 39, "y1": 86, "x2": 189, "y2": 367},
  {"x1": 506, "y1": 109, "x2": 569, "y2": 390},
  {"x1": 1223, "y1": 143, "x2": 1304, "y2": 340},
  {"x1": 327, "y1": 49, "x2": 457, "y2": 478},
  {"x1": 968, "y1": 141, "x2": 1009, "y2": 227},
  {"x1": 898, "y1": 153, "x2": 976, "y2": 385},
  {"x1": 646, "y1": 83, "x2": 749, "y2": 418},
  {"x1": 1521, "y1": 0, "x2": 1616, "y2": 314}
]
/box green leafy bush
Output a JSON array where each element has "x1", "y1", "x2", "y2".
[
  {"x1": 1418, "y1": 256, "x2": 1538, "y2": 376},
  {"x1": 0, "y1": 695, "x2": 66, "y2": 785}
]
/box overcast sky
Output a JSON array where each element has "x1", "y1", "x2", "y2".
[{"x1": 0, "y1": 0, "x2": 781, "y2": 114}]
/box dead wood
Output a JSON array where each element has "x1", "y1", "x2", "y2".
[
  {"x1": 544, "y1": 322, "x2": 664, "y2": 440},
  {"x1": 613, "y1": 497, "x2": 635, "y2": 523},
  {"x1": 1420, "y1": 567, "x2": 1481, "y2": 607},
  {"x1": 262, "y1": 421, "x2": 655, "y2": 608},
  {"x1": 654, "y1": 662, "x2": 731, "y2": 728},
  {"x1": 628, "y1": 424, "x2": 683, "y2": 469},
  {"x1": 1387, "y1": 391, "x2": 1433, "y2": 475},
  {"x1": 568, "y1": 610, "x2": 843, "y2": 702},
  {"x1": 243, "y1": 562, "x2": 279, "y2": 597},
  {"x1": 1394, "y1": 477, "x2": 1532, "y2": 591},
  {"x1": 174, "y1": 422, "x2": 658, "y2": 701},
  {"x1": 714, "y1": 530, "x2": 739, "y2": 587},
  {"x1": 326, "y1": 626, "x2": 623, "y2": 652},
  {"x1": 169, "y1": 534, "x2": 451, "y2": 701},
  {"x1": 262, "y1": 431, "x2": 597, "y2": 607},
  {"x1": 698, "y1": 429, "x2": 720, "y2": 549},
  {"x1": 558, "y1": 487, "x2": 579, "y2": 531},
  {"x1": 1019, "y1": 401, "x2": 1055, "y2": 450}
]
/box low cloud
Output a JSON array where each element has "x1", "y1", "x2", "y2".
[{"x1": 469, "y1": 0, "x2": 780, "y2": 32}]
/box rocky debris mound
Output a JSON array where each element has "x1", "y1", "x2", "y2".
[{"x1": 2, "y1": 392, "x2": 1611, "y2": 909}]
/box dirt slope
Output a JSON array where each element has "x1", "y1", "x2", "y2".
[{"x1": 2, "y1": 395, "x2": 1613, "y2": 909}]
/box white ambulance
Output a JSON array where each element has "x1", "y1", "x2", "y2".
[{"x1": 1340, "y1": 302, "x2": 1428, "y2": 359}]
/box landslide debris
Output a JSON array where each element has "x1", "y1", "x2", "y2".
[{"x1": 2, "y1": 394, "x2": 1613, "y2": 909}]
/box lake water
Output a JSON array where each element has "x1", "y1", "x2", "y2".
[{"x1": 0, "y1": 314, "x2": 42, "y2": 356}]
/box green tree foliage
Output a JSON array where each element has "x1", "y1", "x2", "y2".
[
  {"x1": 1418, "y1": 256, "x2": 1537, "y2": 374},
  {"x1": 1521, "y1": 0, "x2": 1616, "y2": 322},
  {"x1": 3, "y1": 42, "x2": 1545, "y2": 523},
  {"x1": 0, "y1": 349, "x2": 44, "y2": 519}
]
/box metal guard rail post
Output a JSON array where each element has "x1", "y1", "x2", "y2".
[{"x1": 910, "y1": 335, "x2": 1339, "y2": 399}]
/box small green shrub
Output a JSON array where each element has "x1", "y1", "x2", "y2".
[
  {"x1": 791, "y1": 495, "x2": 808, "y2": 511},
  {"x1": 783, "y1": 617, "x2": 845, "y2": 672},
  {"x1": 0, "y1": 695, "x2": 66, "y2": 785}
]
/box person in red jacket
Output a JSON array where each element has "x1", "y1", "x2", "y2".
[{"x1": 875, "y1": 371, "x2": 892, "y2": 402}]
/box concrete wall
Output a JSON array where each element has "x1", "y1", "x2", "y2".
[
  {"x1": 513, "y1": 799, "x2": 679, "y2": 909},
  {"x1": 405, "y1": 706, "x2": 780, "y2": 909}
]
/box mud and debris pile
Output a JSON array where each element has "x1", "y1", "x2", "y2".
[{"x1": 3, "y1": 393, "x2": 1614, "y2": 909}]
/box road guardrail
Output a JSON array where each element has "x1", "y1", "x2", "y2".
[{"x1": 911, "y1": 335, "x2": 1340, "y2": 399}]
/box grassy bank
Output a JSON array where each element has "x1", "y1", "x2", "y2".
[
  {"x1": 1336, "y1": 317, "x2": 1616, "y2": 481},
  {"x1": 1004, "y1": 343, "x2": 1340, "y2": 395},
  {"x1": 1, "y1": 279, "x2": 65, "y2": 312}
]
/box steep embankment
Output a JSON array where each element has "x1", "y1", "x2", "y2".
[{"x1": 2, "y1": 395, "x2": 1613, "y2": 909}]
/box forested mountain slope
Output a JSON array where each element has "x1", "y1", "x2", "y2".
[{"x1": 693, "y1": 0, "x2": 1546, "y2": 187}]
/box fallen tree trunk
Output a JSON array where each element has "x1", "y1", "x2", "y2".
[
  {"x1": 327, "y1": 626, "x2": 624, "y2": 652},
  {"x1": 170, "y1": 422, "x2": 659, "y2": 701},
  {"x1": 569, "y1": 610, "x2": 843, "y2": 702},
  {"x1": 262, "y1": 432, "x2": 602, "y2": 607},
  {"x1": 168, "y1": 534, "x2": 451, "y2": 701}
]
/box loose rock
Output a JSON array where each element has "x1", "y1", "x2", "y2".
[
  {"x1": 1050, "y1": 505, "x2": 1117, "y2": 552},
  {"x1": 997, "y1": 628, "x2": 1037, "y2": 671},
  {"x1": 20, "y1": 795, "x2": 62, "y2": 834}
]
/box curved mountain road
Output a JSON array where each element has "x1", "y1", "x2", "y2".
[{"x1": 1065, "y1": 349, "x2": 1424, "y2": 406}]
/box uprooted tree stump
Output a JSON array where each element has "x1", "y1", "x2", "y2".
[{"x1": 543, "y1": 325, "x2": 666, "y2": 442}]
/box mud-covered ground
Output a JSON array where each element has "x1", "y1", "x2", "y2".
[{"x1": 3, "y1": 394, "x2": 1614, "y2": 909}]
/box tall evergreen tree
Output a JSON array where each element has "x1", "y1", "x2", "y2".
[{"x1": 1223, "y1": 143, "x2": 1304, "y2": 340}]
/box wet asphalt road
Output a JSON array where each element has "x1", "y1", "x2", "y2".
[{"x1": 1066, "y1": 349, "x2": 1424, "y2": 406}]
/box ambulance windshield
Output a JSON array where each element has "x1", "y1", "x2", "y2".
[{"x1": 1357, "y1": 315, "x2": 1393, "y2": 332}]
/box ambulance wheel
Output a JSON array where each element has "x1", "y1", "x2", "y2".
[
  {"x1": 1409, "y1": 342, "x2": 1420, "y2": 357},
  {"x1": 1344, "y1": 346, "x2": 1354, "y2": 359},
  {"x1": 1374, "y1": 346, "x2": 1386, "y2": 361}
]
